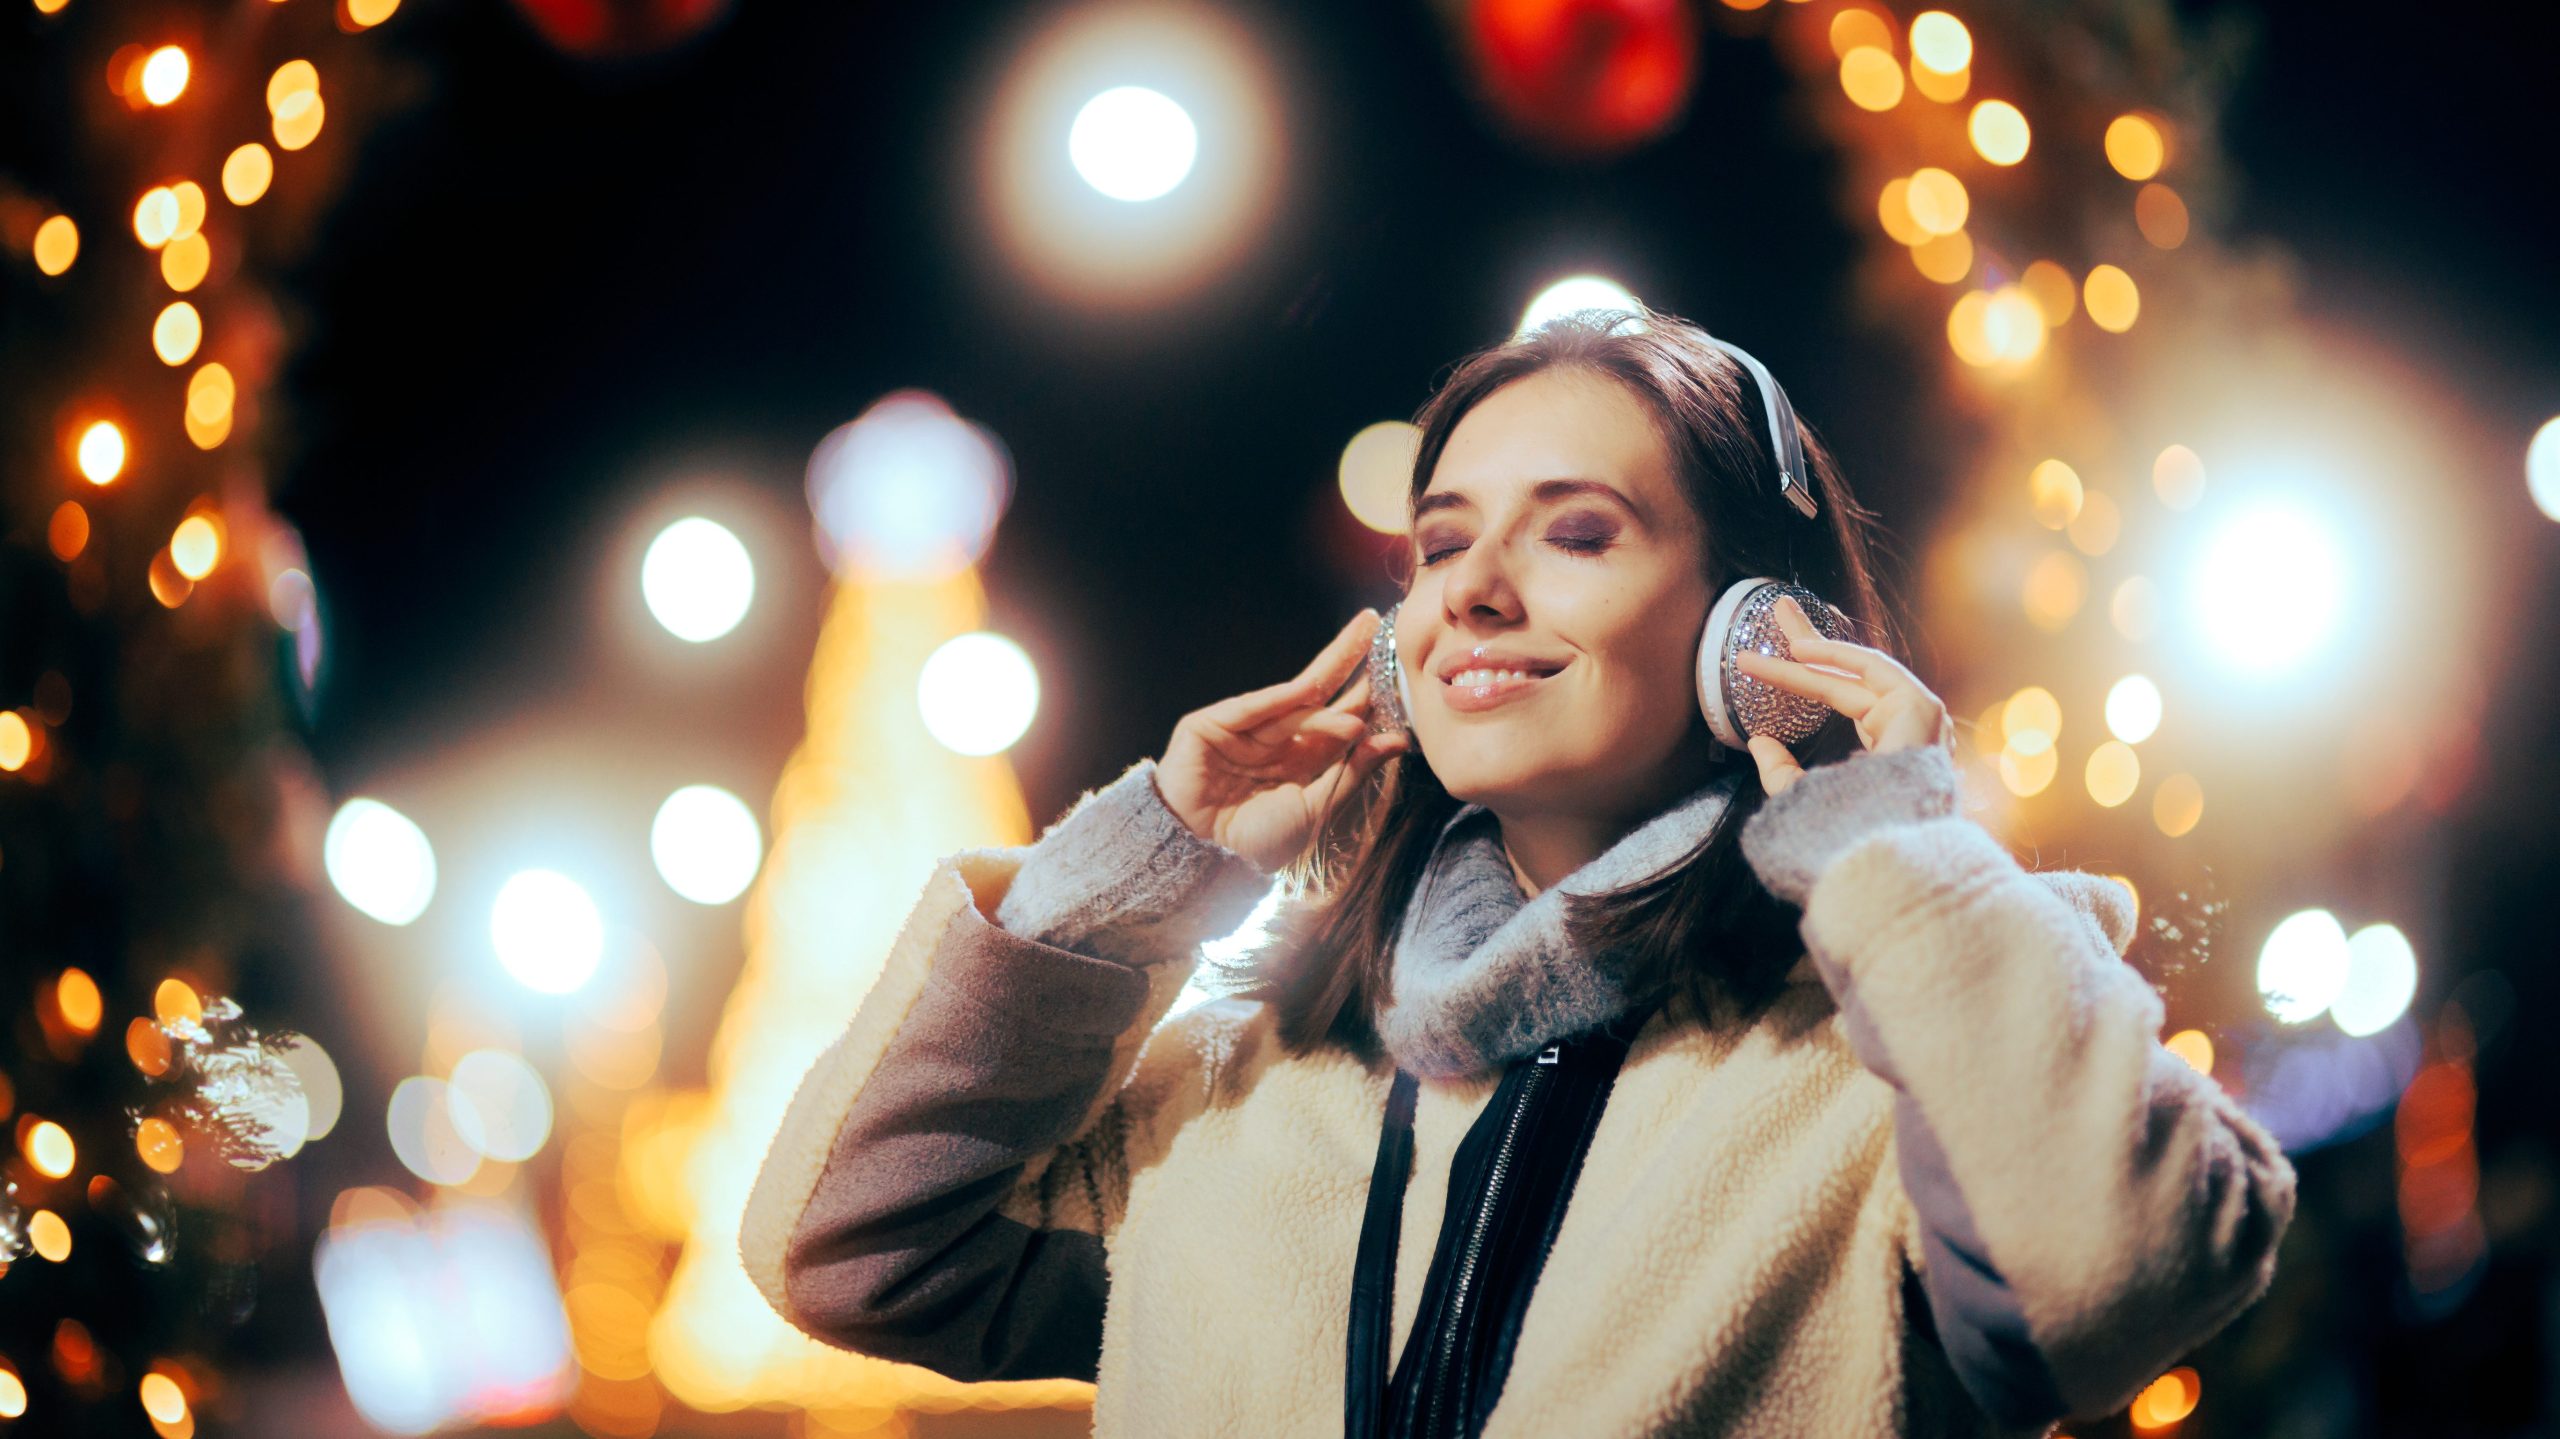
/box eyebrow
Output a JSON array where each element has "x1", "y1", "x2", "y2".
[{"x1": 1411, "y1": 478, "x2": 1640, "y2": 523}]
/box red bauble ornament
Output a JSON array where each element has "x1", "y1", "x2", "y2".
[
  {"x1": 1465, "y1": 0, "x2": 1697, "y2": 155},
  {"x1": 510, "y1": 0, "x2": 733, "y2": 61}
]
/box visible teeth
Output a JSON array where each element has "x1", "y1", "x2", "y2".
[{"x1": 1449, "y1": 669, "x2": 1538, "y2": 688}]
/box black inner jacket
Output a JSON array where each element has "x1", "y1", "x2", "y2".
[{"x1": 1346, "y1": 995, "x2": 1663, "y2": 1438}]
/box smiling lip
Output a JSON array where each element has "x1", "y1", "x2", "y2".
[{"x1": 1439, "y1": 661, "x2": 1567, "y2": 714}]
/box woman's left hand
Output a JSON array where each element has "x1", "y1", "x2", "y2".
[{"x1": 1733, "y1": 595, "x2": 1954, "y2": 797}]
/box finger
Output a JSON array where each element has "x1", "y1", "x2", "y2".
[
  {"x1": 1746, "y1": 734, "x2": 1802, "y2": 796},
  {"x1": 1198, "y1": 673, "x2": 1334, "y2": 737},
  {"x1": 1294, "y1": 608, "x2": 1381, "y2": 690},
  {"x1": 1734, "y1": 650, "x2": 1877, "y2": 718},
  {"x1": 1325, "y1": 669, "x2": 1373, "y2": 716},
  {"x1": 1197, "y1": 610, "x2": 1379, "y2": 734},
  {"x1": 1771, "y1": 598, "x2": 1919, "y2": 688}
]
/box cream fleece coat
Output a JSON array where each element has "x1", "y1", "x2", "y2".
[{"x1": 738, "y1": 743, "x2": 2296, "y2": 1436}]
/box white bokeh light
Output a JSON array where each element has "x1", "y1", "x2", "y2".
[
  {"x1": 448, "y1": 1050, "x2": 554, "y2": 1163},
  {"x1": 650, "y1": 784, "x2": 763, "y2": 905},
  {"x1": 277, "y1": 1036, "x2": 345, "y2": 1143},
  {"x1": 324, "y1": 798, "x2": 437, "y2": 926},
  {"x1": 490, "y1": 869, "x2": 604, "y2": 995},
  {"x1": 1069, "y1": 85, "x2": 1198, "y2": 201},
  {"x1": 2530, "y1": 416, "x2": 2560, "y2": 523},
  {"x1": 387, "y1": 1076, "x2": 483, "y2": 1186},
  {"x1": 2190, "y1": 499, "x2": 2347, "y2": 677},
  {"x1": 1518, "y1": 275, "x2": 1644, "y2": 337},
  {"x1": 2257, "y1": 907, "x2": 2351, "y2": 1025},
  {"x1": 641, "y1": 517, "x2": 755, "y2": 643},
  {"x1": 806, "y1": 391, "x2": 1013, "y2": 580},
  {"x1": 2104, "y1": 674, "x2": 2163, "y2": 743},
  {"x1": 2331, "y1": 923, "x2": 2419, "y2": 1038},
  {"x1": 918, "y1": 632, "x2": 1040, "y2": 756}
]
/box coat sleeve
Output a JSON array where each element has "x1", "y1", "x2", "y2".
[
  {"x1": 1739, "y1": 743, "x2": 2297, "y2": 1428},
  {"x1": 737, "y1": 758, "x2": 1273, "y2": 1383}
]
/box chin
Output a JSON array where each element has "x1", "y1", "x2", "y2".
[{"x1": 1428, "y1": 735, "x2": 1609, "y2": 814}]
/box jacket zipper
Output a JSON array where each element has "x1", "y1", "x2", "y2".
[{"x1": 1418, "y1": 1041, "x2": 1563, "y2": 1434}]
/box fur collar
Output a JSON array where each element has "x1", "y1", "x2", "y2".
[{"x1": 1373, "y1": 770, "x2": 1747, "y2": 1080}]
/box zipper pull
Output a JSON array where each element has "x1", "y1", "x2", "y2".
[{"x1": 1535, "y1": 1043, "x2": 1562, "y2": 1066}]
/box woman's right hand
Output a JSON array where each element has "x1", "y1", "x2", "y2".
[{"x1": 1154, "y1": 608, "x2": 1411, "y2": 874}]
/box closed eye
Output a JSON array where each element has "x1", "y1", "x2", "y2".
[{"x1": 1418, "y1": 535, "x2": 1613, "y2": 566}]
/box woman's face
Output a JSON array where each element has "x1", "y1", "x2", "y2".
[{"x1": 1402, "y1": 367, "x2": 1716, "y2": 823}]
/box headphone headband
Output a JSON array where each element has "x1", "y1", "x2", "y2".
[{"x1": 1702, "y1": 335, "x2": 1819, "y2": 521}]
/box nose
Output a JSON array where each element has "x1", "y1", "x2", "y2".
[{"x1": 1438, "y1": 533, "x2": 1524, "y2": 630}]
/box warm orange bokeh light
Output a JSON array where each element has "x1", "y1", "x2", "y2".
[
  {"x1": 154, "y1": 978, "x2": 203, "y2": 1026},
  {"x1": 2083, "y1": 264, "x2": 2140, "y2": 332},
  {"x1": 56, "y1": 968, "x2": 103, "y2": 1033},
  {"x1": 48, "y1": 502, "x2": 90, "y2": 562},
  {"x1": 129, "y1": 1017, "x2": 174, "y2": 1076},
  {"x1": 223, "y1": 143, "x2": 276, "y2": 205},
  {"x1": 26, "y1": 1120, "x2": 76, "y2": 1178},
  {"x1": 34, "y1": 214, "x2": 79, "y2": 274},
  {"x1": 1840, "y1": 47, "x2": 1904, "y2": 111},
  {"x1": 1968, "y1": 99, "x2": 2029, "y2": 164},
  {"x1": 2106, "y1": 113, "x2": 2167, "y2": 180},
  {"x1": 137, "y1": 1116, "x2": 185, "y2": 1175},
  {"x1": 0, "y1": 713, "x2": 29, "y2": 773}
]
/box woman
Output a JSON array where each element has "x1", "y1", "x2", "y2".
[{"x1": 740, "y1": 309, "x2": 2297, "y2": 1437}]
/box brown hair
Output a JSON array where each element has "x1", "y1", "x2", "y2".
[{"x1": 1213, "y1": 306, "x2": 1907, "y2": 1063}]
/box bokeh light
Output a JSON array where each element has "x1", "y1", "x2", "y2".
[
  {"x1": 490, "y1": 870, "x2": 604, "y2": 995},
  {"x1": 171, "y1": 513, "x2": 222, "y2": 579},
  {"x1": 2527, "y1": 416, "x2": 2560, "y2": 522},
  {"x1": 324, "y1": 798, "x2": 437, "y2": 925},
  {"x1": 56, "y1": 967, "x2": 103, "y2": 1033},
  {"x1": 26, "y1": 1120, "x2": 75, "y2": 1178},
  {"x1": 134, "y1": 186, "x2": 181, "y2": 248},
  {"x1": 2259, "y1": 907, "x2": 2350, "y2": 1024},
  {"x1": 1909, "y1": 229, "x2": 1972, "y2": 284},
  {"x1": 1839, "y1": 47, "x2": 1904, "y2": 111},
  {"x1": 161, "y1": 230, "x2": 211, "y2": 291},
  {"x1": 2190, "y1": 498, "x2": 2346, "y2": 677},
  {"x1": 223, "y1": 143, "x2": 274, "y2": 205},
  {"x1": 2136, "y1": 182, "x2": 2190, "y2": 248},
  {"x1": 387, "y1": 1076, "x2": 482, "y2": 1186},
  {"x1": 78, "y1": 420, "x2": 127, "y2": 484},
  {"x1": 2028, "y1": 458, "x2": 2083, "y2": 528},
  {"x1": 1908, "y1": 11, "x2": 1971, "y2": 73},
  {"x1": 807, "y1": 390, "x2": 1012, "y2": 580},
  {"x1": 2105, "y1": 113, "x2": 2167, "y2": 180},
  {"x1": 277, "y1": 1036, "x2": 345, "y2": 1142},
  {"x1": 448, "y1": 1050, "x2": 553, "y2": 1163},
  {"x1": 2153, "y1": 443, "x2": 2207, "y2": 509},
  {"x1": 140, "y1": 1373, "x2": 187, "y2": 1426},
  {"x1": 0, "y1": 713, "x2": 30, "y2": 772},
  {"x1": 34, "y1": 214, "x2": 78, "y2": 275},
  {"x1": 1967, "y1": 99, "x2": 2029, "y2": 164},
  {"x1": 29, "y1": 1210, "x2": 71, "y2": 1262},
  {"x1": 2105, "y1": 674, "x2": 2163, "y2": 743},
  {"x1": 2164, "y1": 1029, "x2": 2214, "y2": 1075},
  {"x1": 2332, "y1": 923, "x2": 2419, "y2": 1038},
  {"x1": 917, "y1": 631, "x2": 1041, "y2": 756},
  {"x1": 153, "y1": 301, "x2": 203, "y2": 365},
  {"x1": 2020, "y1": 549, "x2": 2085, "y2": 630},
  {"x1": 140, "y1": 46, "x2": 190, "y2": 106},
  {"x1": 1340, "y1": 420, "x2": 1421, "y2": 533},
  {"x1": 136, "y1": 1116, "x2": 184, "y2": 1174},
  {"x1": 274, "y1": 90, "x2": 325, "y2": 151},
  {"x1": 1518, "y1": 274, "x2": 1642, "y2": 336},
  {"x1": 640, "y1": 516, "x2": 754, "y2": 643},
  {"x1": 650, "y1": 784, "x2": 763, "y2": 905},
  {"x1": 2085, "y1": 740, "x2": 2141, "y2": 807},
  {"x1": 2021, "y1": 259, "x2": 2077, "y2": 325},
  {"x1": 1068, "y1": 86, "x2": 1197, "y2": 201},
  {"x1": 2153, "y1": 772, "x2": 2204, "y2": 836},
  {"x1": 1877, "y1": 179, "x2": 1930, "y2": 246},
  {"x1": 1904, "y1": 168, "x2": 1968, "y2": 235},
  {"x1": 2083, "y1": 264, "x2": 2140, "y2": 332}
]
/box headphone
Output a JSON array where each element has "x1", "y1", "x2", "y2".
[{"x1": 1366, "y1": 332, "x2": 1851, "y2": 757}]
